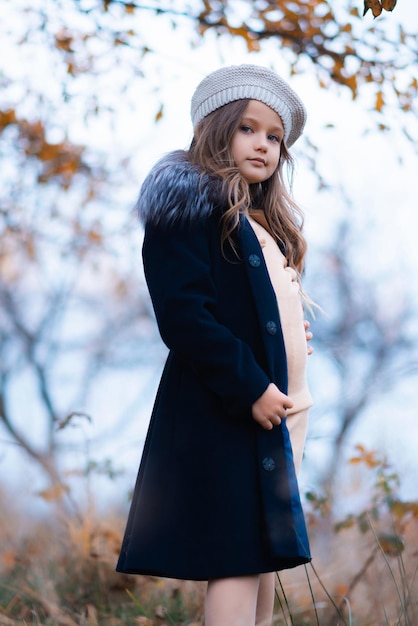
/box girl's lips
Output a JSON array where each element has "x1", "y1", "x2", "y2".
[{"x1": 248, "y1": 158, "x2": 266, "y2": 165}]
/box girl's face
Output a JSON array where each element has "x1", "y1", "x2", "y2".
[{"x1": 231, "y1": 99, "x2": 283, "y2": 184}]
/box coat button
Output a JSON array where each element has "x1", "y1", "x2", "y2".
[
  {"x1": 262, "y1": 457, "x2": 276, "y2": 472},
  {"x1": 248, "y1": 254, "x2": 261, "y2": 268},
  {"x1": 266, "y1": 321, "x2": 277, "y2": 335}
]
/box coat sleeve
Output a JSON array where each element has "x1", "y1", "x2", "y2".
[{"x1": 142, "y1": 217, "x2": 271, "y2": 416}]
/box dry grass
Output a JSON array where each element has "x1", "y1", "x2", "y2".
[
  {"x1": 276, "y1": 516, "x2": 418, "y2": 624},
  {"x1": 0, "y1": 493, "x2": 205, "y2": 626},
  {"x1": 1, "y1": 449, "x2": 418, "y2": 625}
]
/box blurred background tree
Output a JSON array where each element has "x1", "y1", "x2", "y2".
[{"x1": 1, "y1": 0, "x2": 417, "y2": 508}]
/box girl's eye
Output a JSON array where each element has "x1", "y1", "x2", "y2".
[
  {"x1": 268, "y1": 134, "x2": 281, "y2": 143},
  {"x1": 240, "y1": 125, "x2": 252, "y2": 133}
]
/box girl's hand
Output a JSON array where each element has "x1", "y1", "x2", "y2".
[
  {"x1": 251, "y1": 383, "x2": 294, "y2": 431},
  {"x1": 304, "y1": 320, "x2": 314, "y2": 355}
]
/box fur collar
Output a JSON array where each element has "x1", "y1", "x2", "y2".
[{"x1": 137, "y1": 150, "x2": 223, "y2": 226}]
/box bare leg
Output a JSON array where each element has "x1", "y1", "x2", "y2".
[
  {"x1": 255, "y1": 572, "x2": 275, "y2": 626},
  {"x1": 205, "y1": 575, "x2": 260, "y2": 626}
]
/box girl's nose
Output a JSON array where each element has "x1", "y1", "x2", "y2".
[{"x1": 254, "y1": 133, "x2": 268, "y2": 151}]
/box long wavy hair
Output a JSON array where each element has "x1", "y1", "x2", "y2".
[{"x1": 188, "y1": 98, "x2": 308, "y2": 278}]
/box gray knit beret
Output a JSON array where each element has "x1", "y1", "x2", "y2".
[{"x1": 190, "y1": 64, "x2": 307, "y2": 147}]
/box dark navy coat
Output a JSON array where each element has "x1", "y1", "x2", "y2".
[{"x1": 116, "y1": 151, "x2": 311, "y2": 580}]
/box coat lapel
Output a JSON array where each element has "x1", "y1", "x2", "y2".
[
  {"x1": 238, "y1": 215, "x2": 288, "y2": 394},
  {"x1": 239, "y1": 216, "x2": 310, "y2": 560}
]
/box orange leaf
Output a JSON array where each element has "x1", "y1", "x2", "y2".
[
  {"x1": 88, "y1": 228, "x2": 102, "y2": 244},
  {"x1": 2, "y1": 551, "x2": 17, "y2": 568},
  {"x1": 363, "y1": 0, "x2": 383, "y2": 18},
  {"x1": 390, "y1": 500, "x2": 418, "y2": 519},
  {"x1": 381, "y1": 0, "x2": 397, "y2": 10},
  {"x1": 334, "y1": 516, "x2": 356, "y2": 532},
  {"x1": 155, "y1": 104, "x2": 164, "y2": 122},
  {"x1": 55, "y1": 29, "x2": 74, "y2": 52},
  {"x1": 375, "y1": 90, "x2": 384, "y2": 112},
  {"x1": 345, "y1": 75, "x2": 358, "y2": 99},
  {"x1": 335, "y1": 584, "x2": 349, "y2": 597},
  {"x1": 349, "y1": 444, "x2": 380, "y2": 467},
  {"x1": 0, "y1": 109, "x2": 17, "y2": 130},
  {"x1": 37, "y1": 483, "x2": 70, "y2": 501},
  {"x1": 246, "y1": 38, "x2": 260, "y2": 52}
]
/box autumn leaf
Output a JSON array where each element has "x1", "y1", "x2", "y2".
[
  {"x1": 334, "y1": 515, "x2": 356, "y2": 532},
  {"x1": 363, "y1": 0, "x2": 397, "y2": 18},
  {"x1": 37, "y1": 483, "x2": 70, "y2": 501},
  {"x1": 377, "y1": 532, "x2": 405, "y2": 556},
  {"x1": 55, "y1": 28, "x2": 74, "y2": 52},
  {"x1": 363, "y1": 0, "x2": 382, "y2": 18},
  {"x1": 2, "y1": 112, "x2": 90, "y2": 189},
  {"x1": 0, "y1": 109, "x2": 17, "y2": 130},
  {"x1": 88, "y1": 227, "x2": 102, "y2": 244},
  {"x1": 390, "y1": 499, "x2": 418, "y2": 520},
  {"x1": 2, "y1": 551, "x2": 18, "y2": 569},
  {"x1": 335, "y1": 584, "x2": 349, "y2": 597},
  {"x1": 375, "y1": 90, "x2": 384, "y2": 111},
  {"x1": 381, "y1": 0, "x2": 397, "y2": 10},
  {"x1": 345, "y1": 75, "x2": 358, "y2": 99},
  {"x1": 350, "y1": 444, "x2": 380, "y2": 468},
  {"x1": 155, "y1": 104, "x2": 164, "y2": 122},
  {"x1": 246, "y1": 37, "x2": 260, "y2": 53}
]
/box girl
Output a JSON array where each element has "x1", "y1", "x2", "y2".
[{"x1": 117, "y1": 64, "x2": 313, "y2": 626}]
